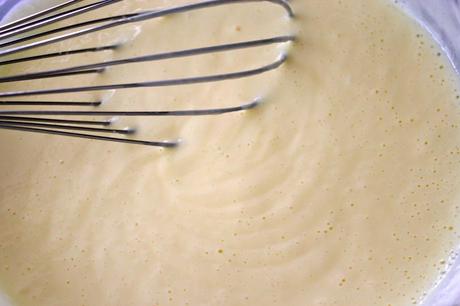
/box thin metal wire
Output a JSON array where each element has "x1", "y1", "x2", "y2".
[
  {"x1": 0, "y1": 36, "x2": 294, "y2": 83},
  {"x1": 0, "y1": 68, "x2": 105, "y2": 82},
  {"x1": 0, "y1": 115, "x2": 112, "y2": 126},
  {"x1": 0, "y1": 13, "x2": 142, "y2": 49},
  {"x1": 0, "y1": 100, "x2": 260, "y2": 147},
  {"x1": 0, "y1": 0, "x2": 122, "y2": 39},
  {"x1": 0, "y1": 99, "x2": 260, "y2": 116},
  {"x1": 0, "y1": 45, "x2": 118, "y2": 66},
  {"x1": 0, "y1": 0, "x2": 84, "y2": 32},
  {"x1": 0, "y1": 100, "x2": 101, "y2": 106},
  {"x1": 0, "y1": 0, "x2": 293, "y2": 58},
  {"x1": 0, "y1": 124, "x2": 179, "y2": 147},
  {"x1": 0, "y1": 120, "x2": 134, "y2": 134},
  {"x1": 0, "y1": 55, "x2": 288, "y2": 97}
]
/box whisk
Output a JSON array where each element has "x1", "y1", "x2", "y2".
[{"x1": 0, "y1": 0, "x2": 294, "y2": 147}]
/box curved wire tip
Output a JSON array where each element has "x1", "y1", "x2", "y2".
[
  {"x1": 123, "y1": 127, "x2": 137, "y2": 135},
  {"x1": 160, "y1": 140, "x2": 181, "y2": 148},
  {"x1": 242, "y1": 99, "x2": 262, "y2": 110}
]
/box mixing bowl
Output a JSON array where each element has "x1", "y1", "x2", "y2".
[{"x1": 0, "y1": 0, "x2": 459, "y2": 305}]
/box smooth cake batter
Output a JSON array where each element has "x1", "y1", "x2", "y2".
[{"x1": 1, "y1": 0, "x2": 460, "y2": 305}]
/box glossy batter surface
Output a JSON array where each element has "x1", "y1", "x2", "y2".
[{"x1": 1, "y1": 0, "x2": 460, "y2": 305}]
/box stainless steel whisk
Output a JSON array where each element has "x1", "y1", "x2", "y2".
[{"x1": 0, "y1": 0, "x2": 294, "y2": 147}]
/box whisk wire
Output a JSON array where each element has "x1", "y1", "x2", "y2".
[
  {"x1": 0, "y1": 99, "x2": 260, "y2": 117},
  {"x1": 0, "y1": 36, "x2": 294, "y2": 83},
  {"x1": 0, "y1": 119, "x2": 134, "y2": 134},
  {"x1": 0, "y1": 54, "x2": 288, "y2": 98},
  {"x1": 0, "y1": 0, "x2": 122, "y2": 39},
  {"x1": 0, "y1": 0, "x2": 293, "y2": 58},
  {"x1": 0, "y1": 0, "x2": 84, "y2": 32},
  {"x1": 0, "y1": 115, "x2": 112, "y2": 126},
  {"x1": 0, "y1": 44, "x2": 118, "y2": 66},
  {"x1": 0, "y1": 0, "x2": 294, "y2": 147},
  {"x1": 0, "y1": 123, "x2": 180, "y2": 147},
  {"x1": 0, "y1": 100, "x2": 101, "y2": 106},
  {"x1": 0, "y1": 13, "x2": 143, "y2": 49}
]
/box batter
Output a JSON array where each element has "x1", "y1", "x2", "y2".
[{"x1": 0, "y1": 0, "x2": 460, "y2": 305}]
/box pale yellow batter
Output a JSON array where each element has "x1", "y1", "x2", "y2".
[{"x1": 1, "y1": 0, "x2": 460, "y2": 305}]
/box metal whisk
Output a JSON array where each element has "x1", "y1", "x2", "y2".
[{"x1": 0, "y1": 0, "x2": 294, "y2": 147}]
